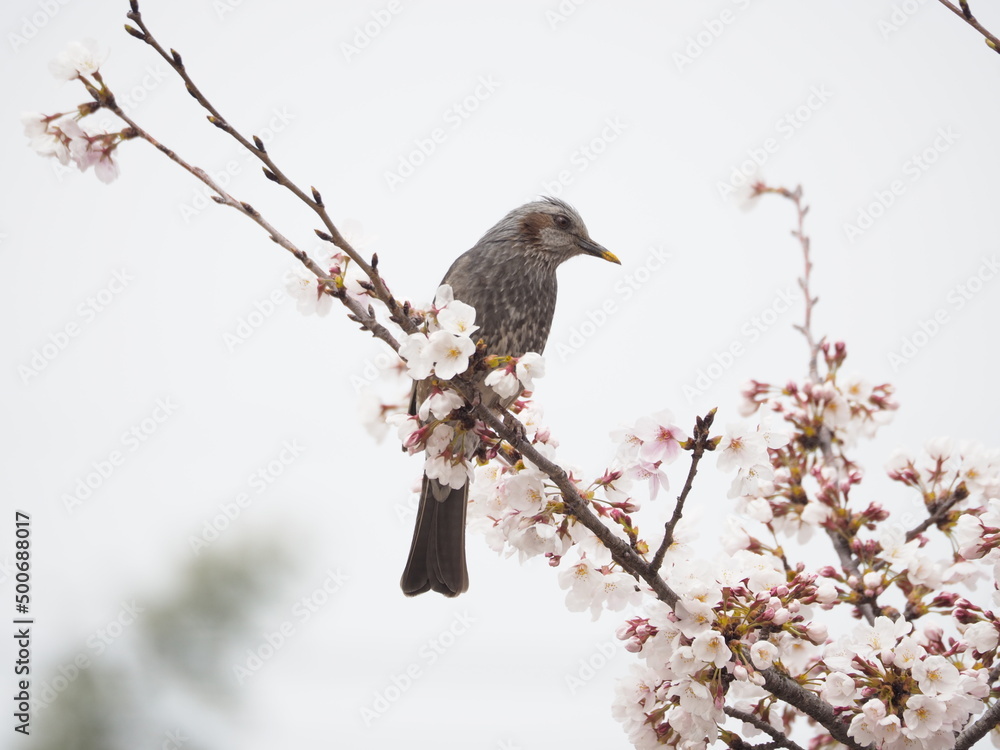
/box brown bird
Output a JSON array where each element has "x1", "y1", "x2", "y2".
[{"x1": 401, "y1": 197, "x2": 620, "y2": 597}]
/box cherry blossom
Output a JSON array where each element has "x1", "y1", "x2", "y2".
[
  {"x1": 435, "y1": 300, "x2": 478, "y2": 337},
  {"x1": 911, "y1": 654, "x2": 960, "y2": 695},
  {"x1": 633, "y1": 409, "x2": 687, "y2": 465},
  {"x1": 417, "y1": 387, "x2": 464, "y2": 421},
  {"x1": 514, "y1": 352, "x2": 545, "y2": 391},
  {"x1": 426, "y1": 329, "x2": 476, "y2": 380},
  {"x1": 284, "y1": 267, "x2": 334, "y2": 317},
  {"x1": 716, "y1": 424, "x2": 768, "y2": 472},
  {"x1": 49, "y1": 39, "x2": 108, "y2": 80}
]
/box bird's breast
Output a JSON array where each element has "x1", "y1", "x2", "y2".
[{"x1": 446, "y1": 263, "x2": 558, "y2": 358}]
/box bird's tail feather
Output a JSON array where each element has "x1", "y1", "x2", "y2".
[{"x1": 400, "y1": 476, "x2": 469, "y2": 597}]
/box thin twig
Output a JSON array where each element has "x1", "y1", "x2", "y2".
[
  {"x1": 937, "y1": 0, "x2": 1000, "y2": 53},
  {"x1": 105, "y1": 103, "x2": 400, "y2": 352},
  {"x1": 774, "y1": 186, "x2": 824, "y2": 379},
  {"x1": 124, "y1": 1, "x2": 416, "y2": 335},
  {"x1": 904, "y1": 485, "x2": 968, "y2": 541},
  {"x1": 724, "y1": 707, "x2": 806, "y2": 750},
  {"x1": 650, "y1": 409, "x2": 715, "y2": 574}
]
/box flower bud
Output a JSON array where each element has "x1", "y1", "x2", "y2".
[{"x1": 806, "y1": 621, "x2": 829, "y2": 644}]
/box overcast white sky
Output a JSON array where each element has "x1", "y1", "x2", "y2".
[{"x1": 4, "y1": 1, "x2": 1000, "y2": 748}]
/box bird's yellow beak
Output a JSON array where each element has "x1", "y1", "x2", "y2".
[{"x1": 578, "y1": 237, "x2": 621, "y2": 265}]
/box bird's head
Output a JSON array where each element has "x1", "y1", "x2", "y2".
[{"x1": 494, "y1": 196, "x2": 620, "y2": 267}]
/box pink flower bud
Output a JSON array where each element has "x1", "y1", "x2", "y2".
[
  {"x1": 862, "y1": 572, "x2": 881, "y2": 589},
  {"x1": 615, "y1": 623, "x2": 634, "y2": 640}
]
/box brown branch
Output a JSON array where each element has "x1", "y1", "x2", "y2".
[
  {"x1": 937, "y1": 0, "x2": 1000, "y2": 54},
  {"x1": 105, "y1": 101, "x2": 400, "y2": 353},
  {"x1": 724, "y1": 707, "x2": 806, "y2": 750},
  {"x1": 759, "y1": 669, "x2": 869, "y2": 750},
  {"x1": 955, "y1": 699, "x2": 1000, "y2": 750},
  {"x1": 761, "y1": 185, "x2": 824, "y2": 379},
  {"x1": 905, "y1": 485, "x2": 969, "y2": 541},
  {"x1": 123, "y1": 1, "x2": 416, "y2": 335},
  {"x1": 650, "y1": 409, "x2": 715, "y2": 574},
  {"x1": 989, "y1": 662, "x2": 1000, "y2": 685},
  {"x1": 471, "y1": 400, "x2": 681, "y2": 607}
]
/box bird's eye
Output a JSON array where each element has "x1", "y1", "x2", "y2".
[{"x1": 554, "y1": 214, "x2": 571, "y2": 229}]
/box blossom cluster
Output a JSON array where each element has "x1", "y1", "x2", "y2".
[
  {"x1": 613, "y1": 555, "x2": 830, "y2": 749},
  {"x1": 24, "y1": 40, "x2": 125, "y2": 182},
  {"x1": 388, "y1": 286, "x2": 550, "y2": 492},
  {"x1": 398, "y1": 285, "x2": 479, "y2": 381},
  {"x1": 609, "y1": 410, "x2": 688, "y2": 501},
  {"x1": 823, "y1": 616, "x2": 993, "y2": 748},
  {"x1": 610, "y1": 340, "x2": 1000, "y2": 748},
  {"x1": 464, "y1": 408, "x2": 696, "y2": 619},
  {"x1": 732, "y1": 342, "x2": 899, "y2": 546}
]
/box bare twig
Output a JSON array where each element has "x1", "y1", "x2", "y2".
[
  {"x1": 104, "y1": 102, "x2": 400, "y2": 352},
  {"x1": 724, "y1": 706, "x2": 806, "y2": 750},
  {"x1": 123, "y1": 1, "x2": 416, "y2": 335},
  {"x1": 904, "y1": 484, "x2": 969, "y2": 541},
  {"x1": 650, "y1": 409, "x2": 715, "y2": 574},
  {"x1": 937, "y1": 0, "x2": 1000, "y2": 53},
  {"x1": 756, "y1": 185, "x2": 823, "y2": 378}
]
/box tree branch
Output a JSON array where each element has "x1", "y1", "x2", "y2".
[
  {"x1": 123, "y1": 1, "x2": 416, "y2": 335},
  {"x1": 724, "y1": 706, "x2": 806, "y2": 750},
  {"x1": 904, "y1": 485, "x2": 969, "y2": 541},
  {"x1": 471, "y1": 400, "x2": 681, "y2": 607},
  {"x1": 650, "y1": 409, "x2": 715, "y2": 574},
  {"x1": 759, "y1": 669, "x2": 868, "y2": 750},
  {"x1": 955, "y1": 699, "x2": 1000, "y2": 750},
  {"x1": 936, "y1": 0, "x2": 1000, "y2": 53},
  {"x1": 104, "y1": 103, "x2": 400, "y2": 353}
]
